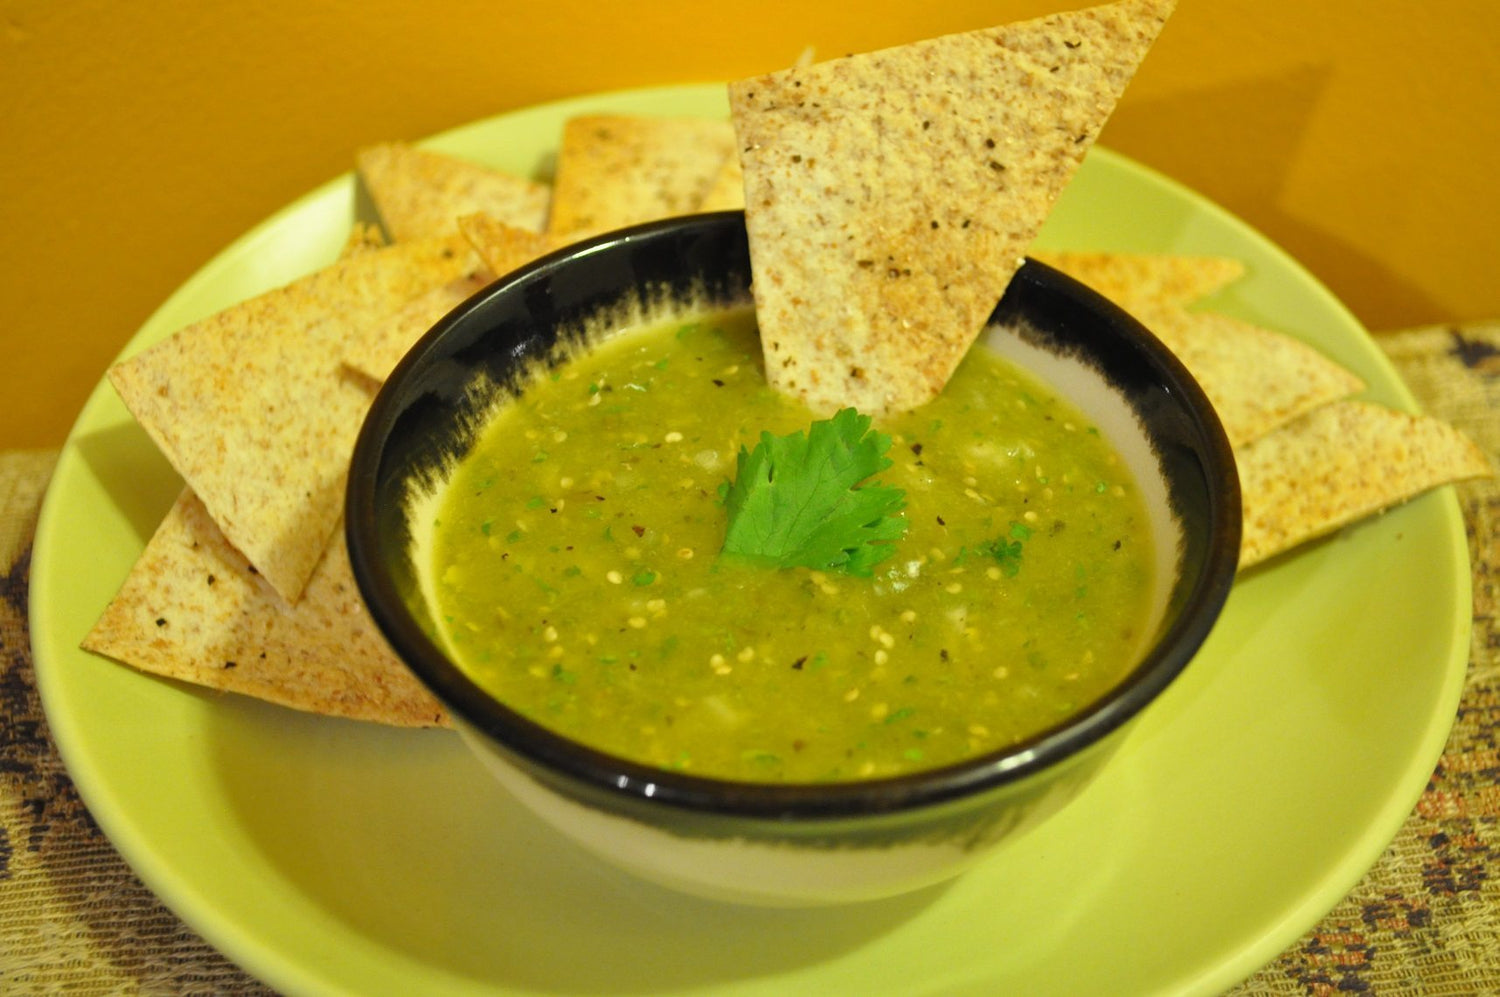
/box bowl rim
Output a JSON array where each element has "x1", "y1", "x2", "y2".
[{"x1": 346, "y1": 211, "x2": 1242, "y2": 822}]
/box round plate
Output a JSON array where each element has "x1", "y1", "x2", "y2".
[{"x1": 31, "y1": 83, "x2": 1470, "y2": 996}]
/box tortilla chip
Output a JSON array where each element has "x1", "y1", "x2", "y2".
[
  {"x1": 342, "y1": 270, "x2": 495, "y2": 385},
  {"x1": 729, "y1": 0, "x2": 1175, "y2": 415},
  {"x1": 1032, "y1": 250, "x2": 1246, "y2": 309},
  {"x1": 356, "y1": 142, "x2": 550, "y2": 241},
  {"x1": 109, "y1": 235, "x2": 481, "y2": 603},
  {"x1": 1238, "y1": 400, "x2": 1494, "y2": 568},
  {"x1": 1134, "y1": 303, "x2": 1366, "y2": 447},
  {"x1": 82, "y1": 488, "x2": 449, "y2": 727},
  {"x1": 546, "y1": 115, "x2": 737, "y2": 239},
  {"x1": 458, "y1": 211, "x2": 560, "y2": 278}
]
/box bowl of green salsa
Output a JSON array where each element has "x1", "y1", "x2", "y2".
[{"x1": 347, "y1": 212, "x2": 1240, "y2": 906}]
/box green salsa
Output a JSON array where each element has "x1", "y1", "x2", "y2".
[{"x1": 426, "y1": 309, "x2": 1155, "y2": 782}]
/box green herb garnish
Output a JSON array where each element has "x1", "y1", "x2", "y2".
[{"x1": 719, "y1": 408, "x2": 907, "y2": 576}]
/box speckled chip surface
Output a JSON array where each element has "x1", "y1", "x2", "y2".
[{"x1": 729, "y1": 0, "x2": 1176, "y2": 415}]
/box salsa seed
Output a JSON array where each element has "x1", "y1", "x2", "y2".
[
  {"x1": 819, "y1": 582, "x2": 839, "y2": 596},
  {"x1": 993, "y1": 665, "x2": 1010, "y2": 679},
  {"x1": 945, "y1": 582, "x2": 963, "y2": 594},
  {"x1": 737, "y1": 647, "x2": 756, "y2": 663},
  {"x1": 870, "y1": 702, "x2": 890, "y2": 721},
  {"x1": 1023, "y1": 510, "x2": 1039, "y2": 523},
  {"x1": 628, "y1": 616, "x2": 647, "y2": 629},
  {"x1": 968, "y1": 724, "x2": 991, "y2": 737},
  {"x1": 664, "y1": 431, "x2": 684, "y2": 443},
  {"x1": 560, "y1": 476, "x2": 575, "y2": 488},
  {"x1": 543, "y1": 626, "x2": 558, "y2": 642},
  {"x1": 676, "y1": 547, "x2": 694, "y2": 559},
  {"x1": 900, "y1": 609, "x2": 917, "y2": 623},
  {"x1": 646, "y1": 598, "x2": 667, "y2": 614},
  {"x1": 874, "y1": 649, "x2": 890, "y2": 666},
  {"x1": 986, "y1": 566, "x2": 1002, "y2": 581},
  {"x1": 844, "y1": 687, "x2": 860, "y2": 702},
  {"x1": 547, "y1": 645, "x2": 565, "y2": 659},
  {"x1": 606, "y1": 570, "x2": 624, "y2": 584}
]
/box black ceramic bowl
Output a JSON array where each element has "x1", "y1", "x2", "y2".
[{"x1": 346, "y1": 211, "x2": 1240, "y2": 906}]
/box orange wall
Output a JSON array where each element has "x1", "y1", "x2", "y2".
[{"x1": 3, "y1": 0, "x2": 1497, "y2": 448}]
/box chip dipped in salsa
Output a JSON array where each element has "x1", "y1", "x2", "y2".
[{"x1": 421, "y1": 309, "x2": 1159, "y2": 782}]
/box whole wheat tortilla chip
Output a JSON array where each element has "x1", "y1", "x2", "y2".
[
  {"x1": 1032, "y1": 250, "x2": 1246, "y2": 309},
  {"x1": 458, "y1": 211, "x2": 560, "y2": 278},
  {"x1": 109, "y1": 235, "x2": 480, "y2": 603},
  {"x1": 82, "y1": 488, "x2": 449, "y2": 727},
  {"x1": 1134, "y1": 303, "x2": 1366, "y2": 446},
  {"x1": 1237, "y1": 399, "x2": 1494, "y2": 568},
  {"x1": 546, "y1": 115, "x2": 737, "y2": 240},
  {"x1": 729, "y1": 0, "x2": 1176, "y2": 415},
  {"x1": 342, "y1": 269, "x2": 494, "y2": 385},
  {"x1": 357, "y1": 142, "x2": 550, "y2": 240}
]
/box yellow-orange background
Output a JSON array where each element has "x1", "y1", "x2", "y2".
[{"x1": 3, "y1": 0, "x2": 1497, "y2": 448}]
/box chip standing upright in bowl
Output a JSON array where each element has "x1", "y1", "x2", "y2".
[{"x1": 345, "y1": 211, "x2": 1240, "y2": 905}]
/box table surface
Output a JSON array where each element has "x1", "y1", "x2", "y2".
[{"x1": 3, "y1": 320, "x2": 1497, "y2": 995}]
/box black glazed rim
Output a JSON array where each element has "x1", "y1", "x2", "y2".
[{"x1": 347, "y1": 212, "x2": 1242, "y2": 823}]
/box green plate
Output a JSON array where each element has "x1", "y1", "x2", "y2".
[{"x1": 31, "y1": 83, "x2": 1471, "y2": 996}]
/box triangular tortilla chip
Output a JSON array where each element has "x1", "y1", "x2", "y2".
[
  {"x1": 729, "y1": 0, "x2": 1176, "y2": 415},
  {"x1": 1134, "y1": 303, "x2": 1366, "y2": 447},
  {"x1": 1237, "y1": 399, "x2": 1493, "y2": 568},
  {"x1": 356, "y1": 142, "x2": 550, "y2": 240},
  {"x1": 1032, "y1": 250, "x2": 1246, "y2": 309},
  {"x1": 546, "y1": 115, "x2": 737, "y2": 240},
  {"x1": 82, "y1": 488, "x2": 449, "y2": 727},
  {"x1": 109, "y1": 235, "x2": 481, "y2": 603}
]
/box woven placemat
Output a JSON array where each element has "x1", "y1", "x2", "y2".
[{"x1": 2, "y1": 323, "x2": 1497, "y2": 994}]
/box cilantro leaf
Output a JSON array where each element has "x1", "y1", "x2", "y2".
[{"x1": 720, "y1": 408, "x2": 907, "y2": 576}]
